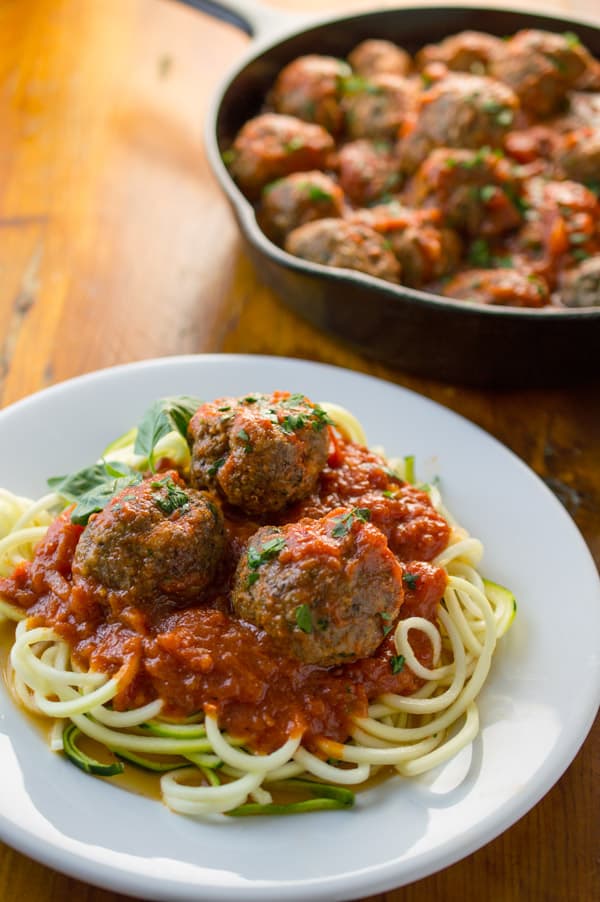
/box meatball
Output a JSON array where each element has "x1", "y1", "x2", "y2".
[
  {"x1": 390, "y1": 225, "x2": 462, "y2": 288},
  {"x1": 269, "y1": 55, "x2": 351, "y2": 134},
  {"x1": 515, "y1": 179, "x2": 600, "y2": 270},
  {"x1": 490, "y1": 29, "x2": 589, "y2": 116},
  {"x1": 341, "y1": 73, "x2": 417, "y2": 140},
  {"x1": 285, "y1": 218, "x2": 401, "y2": 282},
  {"x1": 258, "y1": 171, "x2": 345, "y2": 243},
  {"x1": 348, "y1": 39, "x2": 411, "y2": 78},
  {"x1": 404, "y1": 147, "x2": 524, "y2": 237},
  {"x1": 416, "y1": 30, "x2": 505, "y2": 75},
  {"x1": 335, "y1": 139, "x2": 402, "y2": 206},
  {"x1": 560, "y1": 256, "x2": 600, "y2": 307},
  {"x1": 442, "y1": 268, "x2": 550, "y2": 306},
  {"x1": 555, "y1": 128, "x2": 600, "y2": 185},
  {"x1": 231, "y1": 508, "x2": 404, "y2": 666},
  {"x1": 72, "y1": 472, "x2": 224, "y2": 603},
  {"x1": 399, "y1": 74, "x2": 519, "y2": 172},
  {"x1": 188, "y1": 392, "x2": 330, "y2": 515},
  {"x1": 227, "y1": 113, "x2": 334, "y2": 199},
  {"x1": 504, "y1": 125, "x2": 560, "y2": 164}
]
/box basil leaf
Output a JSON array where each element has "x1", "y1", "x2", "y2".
[
  {"x1": 48, "y1": 461, "x2": 142, "y2": 525},
  {"x1": 134, "y1": 396, "x2": 201, "y2": 469}
]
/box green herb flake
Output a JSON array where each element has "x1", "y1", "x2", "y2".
[
  {"x1": 480, "y1": 184, "x2": 498, "y2": 203},
  {"x1": 390, "y1": 654, "x2": 405, "y2": 675},
  {"x1": 237, "y1": 428, "x2": 252, "y2": 452},
  {"x1": 573, "y1": 248, "x2": 591, "y2": 261},
  {"x1": 284, "y1": 136, "x2": 305, "y2": 154},
  {"x1": 246, "y1": 535, "x2": 286, "y2": 585},
  {"x1": 331, "y1": 508, "x2": 371, "y2": 538},
  {"x1": 403, "y1": 572, "x2": 419, "y2": 590},
  {"x1": 563, "y1": 31, "x2": 580, "y2": 48},
  {"x1": 207, "y1": 457, "x2": 226, "y2": 477},
  {"x1": 295, "y1": 604, "x2": 313, "y2": 633},
  {"x1": 301, "y1": 184, "x2": 333, "y2": 203},
  {"x1": 468, "y1": 237, "x2": 491, "y2": 267},
  {"x1": 151, "y1": 476, "x2": 189, "y2": 515},
  {"x1": 569, "y1": 232, "x2": 588, "y2": 245}
]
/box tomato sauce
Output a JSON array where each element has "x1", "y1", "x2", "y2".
[{"x1": 0, "y1": 438, "x2": 449, "y2": 753}]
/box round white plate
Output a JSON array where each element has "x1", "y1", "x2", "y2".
[{"x1": 0, "y1": 355, "x2": 598, "y2": 901}]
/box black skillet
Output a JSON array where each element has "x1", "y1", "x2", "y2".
[{"x1": 182, "y1": 0, "x2": 600, "y2": 387}]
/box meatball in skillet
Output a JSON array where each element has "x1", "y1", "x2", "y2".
[
  {"x1": 559, "y1": 256, "x2": 600, "y2": 307},
  {"x1": 269, "y1": 54, "x2": 352, "y2": 134},
  {"x1": 231, "y1": 508, "x2": 404, "y2": 666},
  {"x1": 348, "y1": 39, "x2": 411, "y2": 78},
  {"x1": 188, "y1": 392, "x2": 330, "y2": 516},
  {"x1": 341, "y1": 73, "x2": 417, "y2": 141},
  {"x1": 490, "y1": 29, "x2": 590, "y2": 116},
  {"x1": 335, "y1": 138, "x2": 402, "y2": 206},
  {"x1": 416, "y1": 30, "x2": 505, "y2": 75},
  {"x1": 227, "y1": 113, "x2": 334, "y2": 199},
  {"x1": 72, "y1": 471, "x2": 225, "y2": 604},
  {"x1": 399, "y1": 73, "x2": 520, "y2": 172},
  {"x1": 258, "y1": 171, "x2": 345, "y2": 244},
  {"x1": 442, "y1": 268, "x2": 550, "y2": 306},
  {"x1": 285, "y1": 218, "x2": 401, "y2": 282},
  {"x1": 554, "y1": 127, "x2": 600, "y2": 185}
]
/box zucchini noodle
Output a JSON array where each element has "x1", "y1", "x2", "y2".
[{"x1": 0, "y1": 404, "x2": 516, "y2": 817}]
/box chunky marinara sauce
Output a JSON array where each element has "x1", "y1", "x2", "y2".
[{"x1": 0, "y1": 434, "x2": 449, "y2": 753}]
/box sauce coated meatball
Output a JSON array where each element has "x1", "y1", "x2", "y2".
[
  {"x1": 336, "y1": 138, "x2": 401, "y2": 206},
  {"x1": 270, "y1": 55, "x2": 352, "y2": 134},
  {"x1": 555, "y1": 128, "x2": 600, "y2": 185},
  {"x1": 348, "y1": 39, "x2": 411, "y2": 78},
  {"x1": 285, "y1": 218, "x2": 401, "y2": 282},
  {"x1": 72, "y1": 472, "x2": 224, "y2": 604},
  {"x1": 416, "y1": 30, "x2": 505, "y2": 75},
  {"x1": 490, "y1": 29, "x2": 589, "y2": 116},
  {"x1": 389, "y1": 225, "x2": 463, "y2": 288},
  {"x1": 560, "y1": 256, "x2": 600, "y2": 307},
  {"x1": 231, "y1": 509, "x2": 404, "y2": 666},
  {"x1": 188, "y1": 392, "x2": 330, "y2": 515},
  {"x1": 227, "y1": 113, "x2": 334, "y2": 199},
  {"x1": 342, "y1": 73, "x2": 417, "y2": 140},
  {"x1": 405, "y1": 147, "x2": 524, "y2": 237},
  {"x1": 258, "y1": 171, "x2": 345, "y2": 243},
  {"x1": 442, "y1": 268, "x2": 549, "y2": 306},
  {"x1": 399, "y1": 74, "x2": 519, "y2": 172}
]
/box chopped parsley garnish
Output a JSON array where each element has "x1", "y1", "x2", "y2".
[
  {"x1": 379, "y1": 611, "x2": 393, "y2": 636},
  {"x1": 301, "y1": 184, "x2": 333, "y2": 203},
  {"x1": 468, "y1": 238, "x2": 492, "y2": 267},
  {"x1": 281, "y1": 413, "x2": 307, "y2": 434},
  {"x1": 480, "y1": 184, "x2": 498, "y2": 203},
  {"x1": 151, "y1": 477, "x2": 189, "y2": 515},
  {"x1": 569, "y1": 233, "x2": 588, "y2": 245},
  {"x1": 390, "y1": 655, "x2": 405, "y2": 675},
  {"x1": 563, "y1": 30, "x2": 580, "y2": 47},
  {"x1": 331, "y1": 508, "x2": 371, "y2": 538},
  {"x1": 246, "y1": 535, "x2": 286, "y2": 587},
  {"x1": 237, "y1": 428, "x2": 252, "y2": 452},
  {"x1": 284, "y1": 136, "x2": 305, "y2": 154},
  {"x1": 221, "y1": 148, "x2": 236, "y2": 167},
  {"x1": 295, "y1": 604, "x2": 313, "y2": 633},
  {"x1": 403, "y1": 572, "x2": 419, "y2": 590},
  {"x1": 573, "y1": 249, "x2": 591, "y2": 262},
  {"x1": 207, "y1": 456, "x2": 226, "y2": 477}
]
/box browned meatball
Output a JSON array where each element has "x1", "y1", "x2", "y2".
[
  {"x1": 348, "y1": 39, "x2": 411, "y2": 78},
  {"x1": 490, "y1": 29, "x2": 590, "y2": 116},
  {"x1": 341, "y1": 73, "x2": 417, "y2": 140},
  {"x1": 258, "y1": 171, "x2": 345, "y2": 243},
  {"x1": 231, "y1": 508, "x2": 404, "y2": 665},
  {"x1": 227, "y1": 114, "x2": 335, "y2": 199},
  {"x1": 442, "y1": 268, "x2": 549, "y2": 306},
  {"x1": 72, "y1": 472, "x2": 224, "y2": 603},
  {"x1": 390, "y1": 225, "x2": 463, "y2": 288},
  {"x1": 555, "y1": 128, "x2": 600, "y2": 184},
  {"x1": 269, "y1": 55, "x2": 351, "y2": 134},
  {"x1": 399, "y1": 74, "x2": 519, "y2": 172},
  {"x1": 559, "y1": 256, "x2": 600, "y2": 307},
  {"x1": 404, "y1": 147, "x2": 524, "y2": 237},
  {"x1": 416, "y1": 30, "x2": 505, "y2": 75},
  {"x1": 285, "y1": 218, "x2": 401, "y2": 282},
  {"x1": 188, "y1": 392, "x2": 330, "y2": 516},
  {"x1": 336, "y1": 139, "x2": 401, "y2": 206}
]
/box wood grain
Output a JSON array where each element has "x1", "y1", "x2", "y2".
[{"x1": 0, "y1": 1, "x2": 598, "y2": 900}]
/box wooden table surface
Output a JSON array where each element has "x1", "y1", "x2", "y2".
[{"x1": 1, "y1": 0, "x2": 598, "y2": 899}]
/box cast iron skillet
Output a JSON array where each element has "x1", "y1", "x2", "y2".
[{"x1": 183, "y1": 0, "x2": 600, "y2": 387}]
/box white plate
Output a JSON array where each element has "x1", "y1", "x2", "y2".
[{"x1": 0, "y1": 354, "x2": 598, "y2": 901}]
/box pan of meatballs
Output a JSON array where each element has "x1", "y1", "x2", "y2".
[{"x1": 195, "y1": 1, "x2": 600, "y2": 386}]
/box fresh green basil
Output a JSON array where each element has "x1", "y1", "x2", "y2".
[{"x1": 134, "y1": 396, "x2": 201, "y2": 470}]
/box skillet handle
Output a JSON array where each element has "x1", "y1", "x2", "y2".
[{"x1": 174, "y1": 0, "x2": 303, "y2": 39}]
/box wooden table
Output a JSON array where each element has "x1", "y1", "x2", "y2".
[{"x1": 1, "y1": 0, "x2": 598, "y2": 899}]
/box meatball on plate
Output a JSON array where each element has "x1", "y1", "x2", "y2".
[{"x1": 207, "y1": 5, "x2": 600, "y2": 386}]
